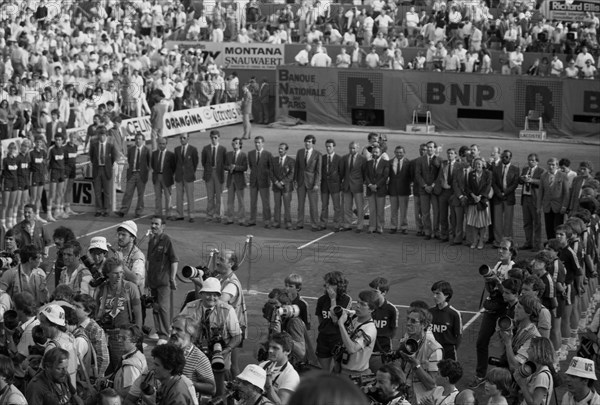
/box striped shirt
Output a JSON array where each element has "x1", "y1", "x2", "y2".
[
  {"x1": 81, "y1": 317, "x2": 110, "y2": 377},
  {"x1": 182, "y1": 344, "x2": 214, "y2": 388}
]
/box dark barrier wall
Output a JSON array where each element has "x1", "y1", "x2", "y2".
[{"x1": 275, "y1": 66, "x2": 600, "y2": 138}]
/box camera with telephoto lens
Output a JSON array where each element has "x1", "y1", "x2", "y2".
[
  {"x1": 381, "y1": 338, "x2": 419, "y2": 363},
  {"x1": 488, "y1": 316, "x2": 514, "y2": 367},
  {"x1": 211, "y1": 342, "x2": 225, "y2": 371},
  {"x1": 277, "y1": 304, "x2": 300, "y2": 318},
  {"x1": 181, "y1": 264, "x2": 210, "y2": 279},
  {"x1": 517, "y1": 361, "x2": 537, "y2": 378},
  {"x1": 0, "y1": 251, "x2": 17, "y2": 270},
  {"x1": 497, "y1": 315, "x2": 513, "y2": 332},
  {"x1": 140, "y1": 370, "x2": 156, "y2": 396},
  {"x1": 257, "y1": 341, "x2": 269, "y2": 362},
  {"x1": 479, "y1": 264, "x2": 495, "y2": 278},
  {"x1": 80, "y1": 254, "x2": 108, "y2": 288}
]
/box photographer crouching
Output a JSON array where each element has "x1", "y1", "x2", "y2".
[
  {"x1": 258, "y1": 332, "x2": 300, "y2": 405},
  {"x1": 330, "y1": 290, "x2": 378, "y2": 377}
]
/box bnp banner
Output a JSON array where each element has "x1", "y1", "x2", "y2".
[
  {"x1": 165, "y1": 41, "x2": 285, "y2": 70},
  {"x1": 276, "y1": 66, "x2": 600, "y2": 138},
  {"x1": 541, "y1": 0, "x2": 600, "y2": 22}
]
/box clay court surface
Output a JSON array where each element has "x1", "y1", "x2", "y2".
[{"x1": 50, "y1": 123, "x2": 599, "y2": 393}]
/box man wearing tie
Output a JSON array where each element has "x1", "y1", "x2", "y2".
[
  {"x1": 320, "y1": 139, "x2": 342, "y2": 231},
  {"x1": 340, "y1": 141, "x2": 366, "y2": 232},
  {"x1": 436, "y1": 148, "x2": 460, "y2": 242},
  {"x1": 519, "y1": 153, "x2": 545, "y2": 251},
  {"x1": 247, "y1": 136, "x2": 272, "y2": 228},
  {"x1": 224, "y1": 137, "x2": 248, "y2": 225},
  {"x1": 364, "y1": 147, "x2": 389, "y2": 234},
  {"x1": 116, "y1": 132, "x2": 150, "y2": 218},
  {"x1": 538, "y1": 157, "x2": 569, "y2": 240},
  {"x1": 201, "y1": 129, "x2": 227, "y2": 222},
  {"x1": 491, "y1": 150, "x2": 520, "y2": 246},
  {"x1": 295, "y1": 135, "x2": 322, "y2": 231},
  {"x1": 90, "y1": 126, "x2": 118, "y2": 217},
  {"x1": 415, "y1": 140, "x2": 442, "y2": 240},
  {"x1": 270, "y1": 143, "x2": 295, "y2": 229},
  {"x1": 45, "y1": 109, "x2": 66, "y2": 145},
  {"x1": 174, "y1": 133, "x2": 199, "y2": 222},
  {"x1": 451, "y1": 162, "x2": 470, "y2": 245},
  {"x1": 151, "y1": 137, "x2": 176, "y2": 218},
  {"x1": 387, "y1": 146, "x2": 411, "y2": 234}
]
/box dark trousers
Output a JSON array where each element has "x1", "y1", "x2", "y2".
[
  {"x1": 442, "y1": 344, "x2": 457, "y2": 361},
  {"x1": 94, "y1": 169, "x2": 112, "y2": 213},
  {"x1": 544, "y1": 211, "x2": 564, "y2": 240},
  {"x1": 475, "y1": 311, "x2": 500, "y2": 378}
]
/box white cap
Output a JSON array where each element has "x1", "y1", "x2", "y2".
[
  {"x1": 200, "y1": 277, "x2": 221, "y2": 294},
  {"x1": 237, "y1": 365, "x2": 267, "y2": 391},
  {"x1": 89, "y1": 236, "x2": 108, "y2": 252},
  {"x1": 565, "y1": 357, "x2": 597, "y2": 380},
  {"x1": 39, "y1": 304, "x2": 66, "y2": 326},
  {"x1": 118, "y1": 220, "x2": 138, "y2": 238}
]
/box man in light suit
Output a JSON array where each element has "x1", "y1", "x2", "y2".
[
  {"x1": 519, "y1": 153, "x2": 546, "y2": 251},
  {"x1": 201, "y1": 129, "x2": 227, "y2": 222},
  {"x1": 117, "y1": 132, "x2": 151, "y2": 217},
  {"x1": 538, "y1": 157, "x2": 569, "y2": 240},
  {"x1": 340, "y1": 141, "x2": 366, "y2": 232},
  {"x1": 224, "y1": 137, "x2": 248, "y2": 225},
  {"x1": 151, "y1": 137, "x2": 176, "y2": 218},
  {"x1": 294, "y1": 134, "x2": 322, "y2": 231},
  {"x1": 90, "y1": 126, "x2": 118, "y2": 216},
  {"x1": 436, "y1": 148, "x2": 460, "y2": 242},
  {"x1": 415, "y1": 140, "x2": 442, "y2": 240},
  {"x1": 174, "y1": 133, "x2": 199, "y2": 222},
  {"x1": 491, "y1": 150, "x2": 520, "y2": 246},
  {"x1": 271, "y1": 143, "x2": 295, "y2": 229},
  {"x1": 45, "y1": 108, "x2": 67, "y2": 145},
  {"x1": 247, "y1": 136, "x2": 272, "y2": 228},
  {"x1": 320, "y1": 139, "x2": 342, "y2": 231},
  {"x1": 364, "y1": 147, "x2": 389, "y2": 234},
  {"x1": 388, "y1": 146, "x2": 411, "y2": 234}
]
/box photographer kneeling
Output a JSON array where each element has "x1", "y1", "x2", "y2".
[
  {"x1": 330, "y1": 290, "x2": 378, "y2": 377},
  {"x1": 259, "y1": 332, "x2": 300, "y2": 405}
]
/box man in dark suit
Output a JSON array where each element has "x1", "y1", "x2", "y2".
[
  {"x1": 224, "y1": 137, "x2": 248, "y2": 225},
  {"x1": 436, "y1": 148, "x2": 460, "y2": 242},
  {"x1": 320, "y1": 139, "x2": 342, "y2": 231},
  {"x1": 294, "y1": 134, "x2": 322, "y2": 231},
  {"x1": 410, "y1": 144, "x2": 427, "y2": 236},
  {"x1": 89, "y1": 126, "x2": 118, "y2": 216},
  {"x1": 270, "y1": 143, "x2": 295, "y2": 229},
  {"x1": 538, "y1": 157, "x2": 569, "y2": 240},
  {"x1": 491, "y1": 150, "x2": 520, "y2": 246},
  {"x1": 151, "y1": 137, "x2": 176, "y2": 218},
  {"x1": 364, "y1": 147, "x2": 389, "y2": 234},
  {"x1": 519, "y1": 153, "x2": 546, "y2": 250},
  {"x1": 415, "y1": 140, "x2": 442, "y2": 240},
  {"x1": 451, "y1": 164, "x2": 470, "y2": 245},
  {"x1": 388, "y1": 146, "x2": 411, "y2": 234},
  {"x1": 117, "y1": 132, "x2": 151, "y2": 217},
  {"x1": 258, "y1": 78, "x2": 270, "y2": 124},
  {"x1": 174, "y1": 133, "x2": 199, "y2": 222},
  {"x1": 45, "y1": 109, "x2": 66, "y2": 145},
  {"x1": 201, "y1": 129, "x2": 227, "y2": 222},
  {"x1": 486, "y1": 146, "x2": 502, "y2": 243},
  {"x1": 567, "y1": 161, "x2": 594, "y2": 214},
  {"x1": 247, "y1": 136, "x2": 272, "y2": 228},
  {"x1": 340, "y1": 141, "x2": 366, "y2": 232}
]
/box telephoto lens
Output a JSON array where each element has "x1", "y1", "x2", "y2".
[{"x1": 182, "y1": 265, "x2": 204, "y2": 279}]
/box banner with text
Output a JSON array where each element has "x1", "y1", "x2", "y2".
[
  {"x1": 165, "y1": 41, "x2": 285, "y2": 70},
  {"x1": 276, "y1": 67, "x2": 600, "y2": 138},
  {"x1": 541, "y1": 0, "x2": 600, "y2": 22}
]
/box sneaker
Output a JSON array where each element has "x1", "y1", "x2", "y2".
[
  {"x1": 46, "y1": 214, "x2": 57, "y2": 223},
  {"x1": 566, "y1": 341, "x2": 578, "y2": 351},
  {"x1": 469, "y1": 376, "x2": 485, "y2": 388},
  {"x1": 156, "y1": 339, "x2": 168, "y2": 345},
  {"x1": 37, "y1": 215, "x2": 48, "y2": 224},
  {"x1": 148, "y1": 332, "x2": 159, "y2": 340},
  {"x1": 557, "y1": 350, "x2": 567, "y2": 362}
]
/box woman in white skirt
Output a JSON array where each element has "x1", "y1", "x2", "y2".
[{"x1": 466, "y1": 158, "x2": 492, "y2": 249}]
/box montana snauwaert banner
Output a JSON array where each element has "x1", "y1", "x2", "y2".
[
  {"x1": 276, "y1": 66, "x2": 600, "y2": 138},
  {"x1": 165, "y1": 41, "x2": 285, "y2": 70}
]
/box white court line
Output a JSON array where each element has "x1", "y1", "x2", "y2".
[
  {"x1": 462, "y1": 309, "x2": 484, "y2": 331},
  {"x1": 245, "y1": 289, "x2": 480, "y2": 315},
  {"x1": 297, "y1": 232, "x2": 335, "y2": 250}
]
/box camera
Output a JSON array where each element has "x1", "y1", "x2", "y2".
[
  {"x1": 332, "y1": 343, "x2": 350, "y2": 365},
  {"x1": 0, "y1": 255, "x2": 15, "y2": 270},
  {"x1": 140, "y1": 370, "x2": 156, "y2": 396},
  {"x1": 333, "y1": 305, "x2": 356, "y2": 319},
  {"x1": 479, "y1": 264, "x2": 494, "y2": 278},
  {"x1": 257, "y1": 341, "x2": 269, "y2": 362},
  {"x1": 97, "y1": 378, "x2": 114, "y2": 390},
  {"x1": 277, "y1": 304, "x2": 300, "y2": 318},
  {"x1": 381, "y1": 338, "x2": 419, "y2": 363},
  {"x1": 211, "y1": 343, "x2": 225, "y2": 371},
  {"x1": 80, "y1": 254, "x2": 108, "y2": 287},
  {"x1": 3, "y1": 310, "x2": 22, "y2": 344},
  {"x1": 100, "y1": 313, "x2": 115, "y2": 330},
  {"x1": 497, "y1": 315, "x2": 513, "y2": 332},
  {"x1": 142, "y1": 294, "x2": 155, "y2": 309},
  {"x1": 517, "y1": 361, "x2": 537, "y2": 378},
  {"x1": 181, "y1": 265, "x2": 207, "y2": 279}
]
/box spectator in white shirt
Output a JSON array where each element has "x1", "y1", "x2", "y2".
[
  {"x1": 375, "y1": 10, "x2": 393, "y2": 36},
  {"x1": 372, "y1": 32, "x2": 388, "y2": 49},
  {"x1": 564, "y1": 59, "x2": 579, "y2": 78},
  {"x1": 306, "y1": 25, "x2": 323, "y2": 44},
  {"x1": 365, "y1": 47, "x2": 380, "y2": 69},
  {"x1": 363, "y1": 11, "x2": 375, "y2": 46},
  {"x1": 324, "y1": 24, "x2": 343, "y2": 44},
  {"x1": 294, "y1": 44, "x2": 311, "y2": 66},
  {"x1": 343, "y1": 28, "x2": 356, "y2": 46},
  {"x1": 582, "y1": 59, "x2": 597, "y2": 79},
  {"x1": 310, "y1": 48, "x2": 331, "y2": 67},
  {"x1": 550, "y1": 55, "x2": 564, "y2": 77},
  {"x1": 238, "y1": 28, "x2": 252, "y2": 43},
  {"x1": 336, "y1": 48, "x2": 351, "y2": 68},
  {"x1": 509, "y1": 46, "x2": 524, "y2": 75},
  {"x1": 575, "y1": 46, "x2": 595, "y2": 69},
  {"x1": 406, "y1": 6, "x2": 419, "y2": 37}
]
